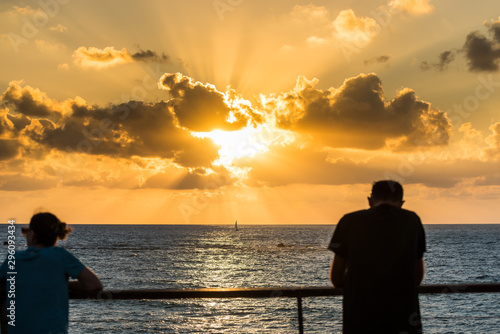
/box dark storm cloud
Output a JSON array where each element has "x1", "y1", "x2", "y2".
[
  {"x1": 159, "y1": 73, "x2": 250, "y2": 132},
  {"x1": 269, "y1": 73, "x2": 451, "y2": 150}
]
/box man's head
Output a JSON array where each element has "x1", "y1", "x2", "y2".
[{"x1": 368, "y1": 180, "x2": 404, "y2": 208}]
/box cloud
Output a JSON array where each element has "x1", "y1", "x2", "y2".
[
  {"x1": 282, "y1": 7, "x2": 383, "y2": 49},
  {"x1": 234, "y1": 140, "x2": 487, "y2": 188},
  {"x1": 1, "y1": 81, "x2": 63, "y2": 119},
  {"x1": 12, "y1": 6, "x2": 37, "y2": 16},
  {"x1": 2, "y1": 73, "x2": 493, "y2": 192},
  {"x1": 0, "y1": 109, "x2": 15, "y2": 135},
  {"x1": 159, "y1": 73, "x2": 254, "y2": 132},
  {"x1": 57, "y1": 63, "x2": 69, "y2": 71},
  {"x1": 285, "y1": 4, "x2": 431, "y2": 51},
  {"x1": 333, "y1": 9, "x2": 379, "y2": 43},
  {"x1": 30, "y1": 101, "x2": 221, "y2": 167},
  {"x1": 461, "y1": 18, "x2": 500, "y2": 72},
  {"x1": 485, "y1": 16, "x2": 500, "y2": 43},
  {"x1": 49, "y1": 24, "x2": 67, "y2": 32},
  {"x1": 72, "y1": 46, "x2": 170, "y2": 69},
  {"x1": 265, "y1": 73, "x2": 451, "y2": 150},
  {"x1": 463, "y1": 31, "x2": 500, "y2": 72},
  {"x1": 423, "y1": 18, "x2": 500, "y2": 72},
  {"x1": 0, "y1": 173, "x2": 57, "y2": 191},
  {"x1": 484, "y1": 122, "x2": 500, "y2": 160},
  {"x1": 280, "y1": 4, "x2": 333, "y2": 49},
  {"x1": 306, "y1": 36, "x2": 329, "y2": 46},
  {"x1": 73, "y1": 46, "x2": 134, "y2": 68},
  {"x1": 364, "y1": 55, "x2": 391, "y2": 65},
  {"x1": 35, "y1": 39, "x2": 66, "y2": 53},
  {"x1": 420, "y1": 50, "x2": 455, "y2": 71},
  {"x1": 5, "y1": 113, "x2": 31, "y2": 132},
  {"x1": 0, "y1": 139, "x2": 20, "y2": 160},
  {"x1": 0, "y1": 76, "x2": 267, "y2": 170},
  {"x1": 289, "y1": 4, "x2": 329, "y2": 22},
  {"x1": 0, "y1": 80, "x2": 226, "y2": 170},
  {"x1": 389, "y1": 0, "x2": 434, "y2": 15},
  {"x1": 131, "y1": 49, "x2": 169, "y2": 63},
  {"x1": 0, "y1": 109, "x2": 23, "y2": 160}
]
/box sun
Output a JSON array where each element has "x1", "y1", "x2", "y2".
[{"x1": 193, "y1": 126, "x2": 269, "y2": 167}]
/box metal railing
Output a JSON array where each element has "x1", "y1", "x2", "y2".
[{"x1": 69, "y1": 283, "x2": 500, "y2": 334}]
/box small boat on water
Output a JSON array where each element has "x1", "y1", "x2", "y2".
[{"x1": 235, "y1": 220, "x2": 238, "y2": 231}]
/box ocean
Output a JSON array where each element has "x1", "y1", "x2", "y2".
[{"x1": 2, "y1": 224, "x2": 500, "y2": 333}]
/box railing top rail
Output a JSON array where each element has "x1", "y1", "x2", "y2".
[{"x1": 69, "y1": 283, "x2": 500, "y2": 300}]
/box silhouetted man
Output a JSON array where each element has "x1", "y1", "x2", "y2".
[{"x1": 328, "y1": 180, "x2": 426, "y2": 334}]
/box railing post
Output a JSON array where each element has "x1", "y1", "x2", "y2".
[{"x1": 297, "y1": 296, "x2": 304, "y2": 334}]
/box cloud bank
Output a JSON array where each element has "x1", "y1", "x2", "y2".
[
  {"x1": 5, "y1": 72, "x2": 500, "y2": 192},
  {"x1": 263, "y1": 73, "x2": 451, "y2": 150}
]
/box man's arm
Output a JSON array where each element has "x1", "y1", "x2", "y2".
[
  {"x1": 329, "y1": 254, "x2": 348, "y2": 288},
  {"x1": 416, "y1": 258, "x2": 425, "y2": 285},
  {"x1": 69, "y1": 267, "x2": 103, "y2": 291}
]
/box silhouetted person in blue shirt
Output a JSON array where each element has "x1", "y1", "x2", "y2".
[
  {"x1": 1, "y1": 212, "x2": 103, "y2": 334},
  {"x1": 329, "y1": 180, "x2": 426, "y2": 334}
]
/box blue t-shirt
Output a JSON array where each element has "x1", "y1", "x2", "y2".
[{"x1": 0, "y1": 246, "x2": 85, "y2": 334}]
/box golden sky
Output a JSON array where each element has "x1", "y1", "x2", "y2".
[{"x1": 1, "y1": 0, "x2": 500, "y2": 224}]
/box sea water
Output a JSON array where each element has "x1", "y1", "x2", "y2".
[{"x1": 2, "y1": 224, "x2": 499, "y2": 333}]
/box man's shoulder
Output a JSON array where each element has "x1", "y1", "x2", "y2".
[
  {"x1": 339, "y1": 209, "x2": 373, "y2": 225},
  {"x1": 396, "y1": 207, "x2": 422, "y2": 220},
  {"x1": 343, "y1": 208, "x2": 371, "y2": 217},
  {"x1": 341, "y1": 206, "x2": 421, "y2": 222}
]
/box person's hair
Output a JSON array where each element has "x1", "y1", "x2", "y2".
[
  {"x1": 370, "y1": 180, "x2": 403, "y2": 202},
  {"x1": 29, "y1": 212, "x2": 73, "y2": 247}
]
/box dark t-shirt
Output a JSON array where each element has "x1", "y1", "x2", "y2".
[{"x1": 328, "y1": 204, "x2": 426, "y2": 334}]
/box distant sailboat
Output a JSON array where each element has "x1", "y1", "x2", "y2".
[{"x1": 235, "y1": 220, "x2": 238, "y2": 231}]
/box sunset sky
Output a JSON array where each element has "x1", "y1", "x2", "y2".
[{"x1": 1, "y1": 0, "x2": 500, "y2": 224}]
